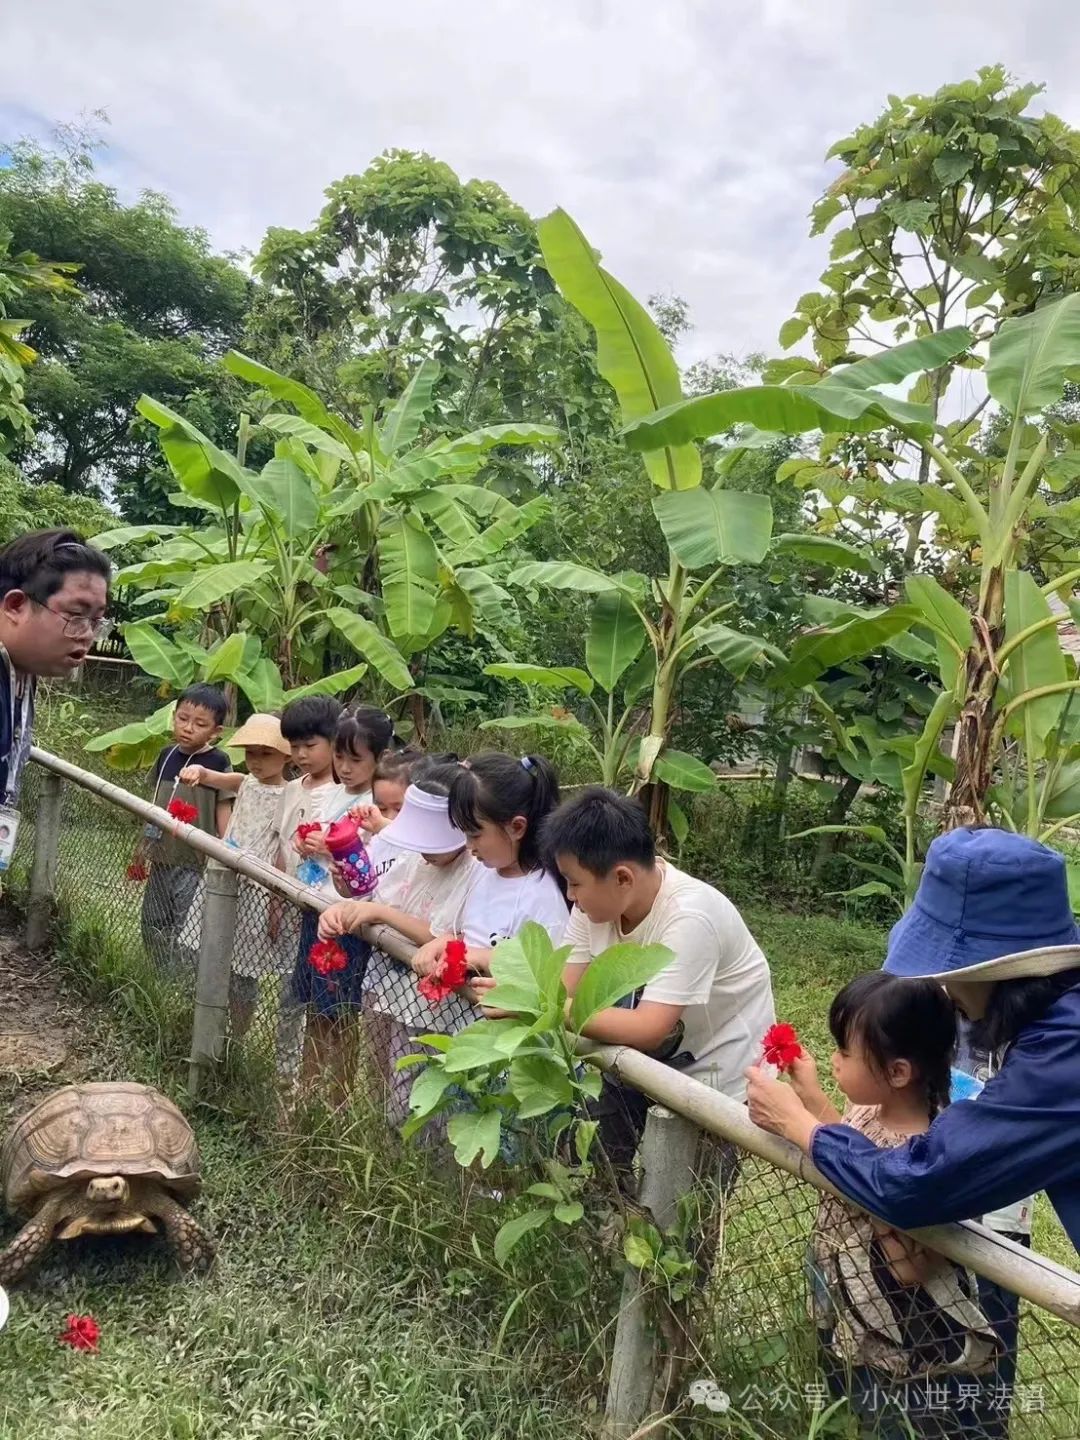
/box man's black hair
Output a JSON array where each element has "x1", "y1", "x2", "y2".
[
  {"x1": 177, "y1": 683, "x2": 227, "y2": 726},
  {"x1": 280, "y1": 695, "x2": 343, "y2": 743},
  {"x1": 541, "y1": 786, "x2": 655, "y2": 875},
  {"x1": 0, "y1": 528, "x2": 111, "y2": 603}
]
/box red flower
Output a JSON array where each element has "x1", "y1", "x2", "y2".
[
  {"x1": 762, "y1": 1022, "x2": 803, "y2": 1073},
  {"x1": 295, "y1": 821, "x2": 323, "y2": 841},
  {"x1": 125, "y1": 861, "x2": 148, "y2": 882},
  {"x1": 167, "y1": 798, "x2": 199, "y2": 824},
  {"x1": 309, "y1": 939, "x2": 349, "y2": 976},
  {"x1": 418, "y1": 938, "x2": 470, "y2": 1004},
  {"x1": 59, "y1": 1314, "x2": 100, "y2": 1351}
]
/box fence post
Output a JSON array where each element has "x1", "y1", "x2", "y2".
[
  {"x1": 25, "y1": 771, "x2": 63, "y2": 950},
  {"x1": 188, "y1": 865, "x2": 238, "y2": 1098},
  {"x1": 603, "y1": 1105, "x2": 701, "y2": 1438}
]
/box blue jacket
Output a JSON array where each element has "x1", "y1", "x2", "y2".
[{"x1": 811, "y1": 984, "x2": 1080, "y2": 1253}]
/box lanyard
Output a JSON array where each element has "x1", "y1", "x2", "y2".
[{"x1": 0, "y1": 648, "x2": 34, "y2": 806}]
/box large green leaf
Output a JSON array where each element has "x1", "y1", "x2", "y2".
[
  {"x1": 122, "y1": 623, "x2": 193, "y2": 686},
  {"x1": 816, "y1": 327, "x2": 973, "y2": 395},
  {"x1": 509, "y1": 561, "x2": 641, "y2": 599},
  {"x1": 203, "y1": 632, "x2": 250, "y2": 684},
  {"x1": 779, "y1": 606, "x2": 922, "y2": 688},
  {"x1": 449, "y1": 497, "x2": 549, "y2": 566},
  {"x1": 986, "y1": 294, "x2": 1080, "y2": 417},
  {"x1": 453, "y1": 568, "x2": 518, "y2": 631},
  {"x1": 653, "y1": 749, "x2": 717, "y2": 792},
  {"x1": 569, "y1": 943, "x2": 675, "y2": 1031},
  {"x1": 171, "y1": 560, "x2": 273, "y2": 612},
  {"x1": 85, "y1": 701, "x2": 175, "y2": 754},
  {"x1": 652, "y1": 489, "x2": 773, "y2": 569},
  {"x1": 235, "y1": 657, "x2": 285, "y2": 712},
  {"x1": 224, "y1": 351, "x2": 343, "y2": 436},
  {"x1": 772, "y1": 533, "x2": 877, "y2": 574},
  {"x1": 379, "y1": 514, "x2": 440, "y2": 639},
  {"x1": 446, "y1": 1110, "x2": 502, "y2": 1169},
  {"x1": 282, "y1": 663, "x2": 368, "y2": 704},
  {"x1": 586, "y1": 592, "x2": 646, "y2": 692},
  {"x1": 623, "y1": 381, "x2": 932, "y2": 451},
  {"x1": 433, "y1": 422, "x2": 560, "y2": 457},
  {"x1": 136, "y1": 397, "x2": 248, "y2": 510},
  {"x1": 252, "y1": 457, "x2": 320, "y2": 537},
  {"x1": 1003, "y1": 569, "x2": 1068, "y2": 748},
  {"x1": 905, "y1": 574, "x2": 971, "y2": 693},
  {"x1": 691, "y1": 623, "x2": 781, "y2": 678},
  {"x1": 508, "y1": 1055, "x2": 574, "y2": 1119},
  {"x1": 537, "y1": 208, "x2": 701, "y2": 490},
  {"x1": 494, "y1": 1209, "x2": 550, "y2": 1266},
  {"x1": 91, "y1": 523, "x2": 182, "y2": 550},
  {"x1": 379, "y1": 359, "x2": 440, "y2": 456},
  {"x1": 622, "y1": 646, "x2": 656, "y2": 706},
  {"x1": 258, "y1": 413, "x2": 354, "y2": 464},
  {"x1": 480, "y1": 713, "x2": 590, "y2": 738},
  {"x1": 326, "y1": 608, "x2": 412, "y2": 691},
  {"x1": 484, "y1": 662, "x2": 594, "y2": 695}
]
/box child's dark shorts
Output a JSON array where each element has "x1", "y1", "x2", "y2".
[{"x1": 290, "y1": 909, "x2": 371, "y2": 1018}]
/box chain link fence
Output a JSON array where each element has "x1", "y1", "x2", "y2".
[{"x1": 10, "y1": 750, "x2": 1080, "y2": 1439}]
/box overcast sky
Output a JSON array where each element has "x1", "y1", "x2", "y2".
[{"x1": 4, "y1": 1, "x2": 1080, "y2": 364}]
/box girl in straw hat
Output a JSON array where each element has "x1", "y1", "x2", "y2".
[{"x1": 182, "y1": 713, "x2": 291, "y2": 1037}]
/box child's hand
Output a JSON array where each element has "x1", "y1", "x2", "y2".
[
  {"x1": 411, "y1": 936, "x2": 447, "y2": 978},
  {"x1": 179, "y1": 764, "x2": 205, "y2": 786},
  {"x1": 293, "y1": 829, "x2": 330, "y2": 858},
  {"x1": 318, "y1": 901, "x2": 379, "y2": 940},
  {"x1": 787, "y1": 1051, "x2": 821, "y2": 1099},
  {"x1": 468, "y1": 975, "x2": 513, "y2": 1018},
  {"x1": 745, "y1": 1067, "x2": 816, "y2": 1146},
  {"x1": 350, "y1": 804, "x2": 387, "y2": 835}
]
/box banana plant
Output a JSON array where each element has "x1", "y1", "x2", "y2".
[
  {"x1": 91, "y1": 355, "x2": 558, "y2": 756},
  {"x1": 625, "y1": 293, "x2": 1080, "y2": 899},
  {"x1": 520, "y1": 210, "x2": 783, "y2": 830}
]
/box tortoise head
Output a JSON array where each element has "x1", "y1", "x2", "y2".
[{"x1": 87, "y1": 1176, "x2": 130, "y2": 1207}]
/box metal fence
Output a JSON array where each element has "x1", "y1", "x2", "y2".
[{"x1": 11, "y1": 747, "x2": 1080, "y2": 1439}]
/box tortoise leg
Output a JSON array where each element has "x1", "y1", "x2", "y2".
[
  {"x1": 0, "y1": 1193, "x2": 65, "y2": 1284},
  {"x1": 149, "y1": 1189, "x2": 216, "y2": 1272}
]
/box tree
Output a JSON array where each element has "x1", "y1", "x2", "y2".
[
  {"x1": 779, "y1": 66, "x2": 1080, "y2": 569},
  {"x1": 0, "y1": 228, "x2": 79, "y2": 453},
  {"x1": 0, "y1": 127, "x2": 252, "y2": 512}
]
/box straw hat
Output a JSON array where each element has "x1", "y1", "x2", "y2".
[
  {"x1": 885, "y1": 827, "x2": 1080, "y2": 984},
  {"x1": 381, "y1": 784, "x2": 467, "y2": 855},
  {"x1": 227, "y1": 713, "x2": 291, "y2": 756}
]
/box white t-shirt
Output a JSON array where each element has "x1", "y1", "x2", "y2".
[
  {"x1": 367, "y1": 849, "x2": 480, "y2": 1029},
  {"x1": 564, "y1": 862, "x2": 775, "y2": 1099},
  {"x1": 272, "y1": 778, "x2": 345, "y2": 880},
  {"x1": 273, "y1": 782, "x2": 371, "y2": 898},
  {"x1": 461, "y1": 865, "x2": 569, "y2": 949}
]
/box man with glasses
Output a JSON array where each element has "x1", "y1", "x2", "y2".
[{"x1": 0, "y1": 528, "x2": 111, "y2": 867}]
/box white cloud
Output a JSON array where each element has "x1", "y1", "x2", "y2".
[{"x1": 4, "y1": 0, "x2": 1080, "y2": 362}]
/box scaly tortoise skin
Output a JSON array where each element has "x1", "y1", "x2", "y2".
[{"x1": 0, "y1": 1082, "x2": 214, "y2": 1283}]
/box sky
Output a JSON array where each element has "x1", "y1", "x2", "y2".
[{"x1": 4, "y1": 0, "x2": 1080, "y2": 365}]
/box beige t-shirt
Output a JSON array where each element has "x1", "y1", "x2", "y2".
[{"x1": 564, "y1": 861, "x2": 775, "y2": 1098}]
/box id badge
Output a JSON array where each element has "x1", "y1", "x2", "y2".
[{"x1": 0, "y1": 805, "x2": 21, "y2": 872}]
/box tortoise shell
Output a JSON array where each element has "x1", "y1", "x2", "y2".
[{"x1": 2, "y1": 1082, "x2": 201, "y2": 1214}]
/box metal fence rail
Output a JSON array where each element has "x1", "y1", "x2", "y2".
[{"x1": 13, "y1": 747, "x2": 1080, "y2": 1439}]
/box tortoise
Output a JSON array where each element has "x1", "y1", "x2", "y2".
[{"x1": 0, "y1": 1081, "x2": 214, "y2": 1283}]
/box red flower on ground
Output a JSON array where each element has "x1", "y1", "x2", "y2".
[
  {"x1": 418, "y1": 938, "x2": 470, "y2": 1004},
  {"x1": 309, "y1": 939, "x2": 349, "y2": 976},
  {"x1": 167, "y1": 798, "x2": 198, "y2": 824},
  {"x1": 125, "y1": 861, "x2": 148, "y2": 882},
  {"x1": 59, "y1": 1314, "x2": 100, "y2": 1351},
  {"x1": 762, "y1": 1022, "x2": 803, "y2": 1073}
]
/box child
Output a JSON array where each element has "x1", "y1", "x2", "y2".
[
  {"x1": 132, "y1": 684, "x2": 232, "y2": 973},
  {"x1": 538, "y1": 786, "x2": 774, "y2": 1178},
  {"x1": 180, "y1": 714, "x2": 291, "y2": 1037},
  {"x1": 409, "y1": 752, "x2": 568, "y2": 994},
  {"x1": 319, "y1": 761, "x2": 479, "y2": 1124},
  {"x1": 287, "y1": 704, "x2": 399, "y2": 1100},
  {"x1": 791, "y1": 973, "x2": 999, "y2": 1438}
]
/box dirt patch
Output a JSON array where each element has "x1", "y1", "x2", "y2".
[{"x1": 0, "y1": 922, "x2": 81, "y2": 1118}]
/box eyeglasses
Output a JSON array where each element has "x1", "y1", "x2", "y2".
[{"x1": 35, "y1": 601, "x2": 113, "y2": 641}]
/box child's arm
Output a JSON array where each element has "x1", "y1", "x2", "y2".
[
  {"x1": 319, "y1": 900, "x2": 435, "y2": 949},
  {"x1": 215, "y1": 799, "x2": 232, "y2": 838},
  {"x1": 871, "y1": 1222, "x2": 947, "y2": 1288},
  {"x1": 567, "y1": 997, "x2": 686, "y2": 1052},
  {"x1": 787, "y1": 1054, "x2": 843, "y2": 1125},
  {"x1": 180, "y1": 764, "x2": 245, "y2": 794}
]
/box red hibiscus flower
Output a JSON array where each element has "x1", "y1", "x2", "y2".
[
  {"x1": 125, "y1": 861, "x2": 148, "y2": 882},
  {"x1": 418, "y1": 938, "x2": 470, "y2": 1004},
  {"x1": 309, "y1": 939, "x2": 349, "y2": 976},
  {"x1": 59, "y1": 1314, "x2": 100, "y2": 1351},
  {"x1": 296, "y1": 821, "x2": 323, "y2": 841},
  {"x1": 167, "y1": 798, "x2": 199, "y2": 824},
  {"x1": 762, "y1": 1022, "x2": 803, "y2": 1073}
]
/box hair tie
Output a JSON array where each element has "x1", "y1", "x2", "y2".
[{"x1": 520, "y1": 756, "x2": 535, "y2": 773}]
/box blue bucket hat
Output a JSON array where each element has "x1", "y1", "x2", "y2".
[{"x1": 885, "y1": 827, "x2": 1080, "y2": 984}]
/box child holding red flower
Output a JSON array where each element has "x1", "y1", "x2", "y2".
[{"x1": 129, "y1": 684, "x2": 232, "y2": 973}]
